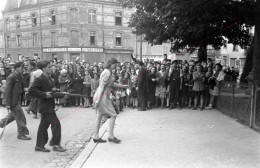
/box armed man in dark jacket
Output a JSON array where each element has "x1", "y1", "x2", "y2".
[
  {"x1": 0, "y1": 62, "x2": 31, "y2": 140},
  {"x1": 28, "y1": 61, "x2": 66, "y2": 152}
]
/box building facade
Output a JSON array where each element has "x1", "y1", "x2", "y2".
[
  {"x1": 3, "y1": 0, "x2": 135, "y2": 63},
  {"x1": 0, "y1": 15, "x2": 4, "y2": 58}
]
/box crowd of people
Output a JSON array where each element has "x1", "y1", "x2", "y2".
[{"x1": 0, "y1": 54, "x2": 240, "y2": 115}]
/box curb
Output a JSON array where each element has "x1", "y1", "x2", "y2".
[{"x1": 69, "y1": 120, "x2": 109, "y2": 168}]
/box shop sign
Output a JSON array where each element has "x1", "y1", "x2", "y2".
[
  {"x1": 68, "y1": 48, "x2": 81, "y2": 52},
  {"x1": 106, "y1": 50, "x2": 132, "y2": 54},
  {"x1": 82, "y1": 48, "x2": 103, "y2": 52},
  {"x1": 43, "y1": 48, "x2": 67, "y2": 52}
]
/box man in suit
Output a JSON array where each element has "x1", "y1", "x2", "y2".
[
  {"x1": 29, "y1": 61, "x2": 66, "y2": 152},
  {"x1": 0, "y1": 62, "x2": 31, "y2": 140},
  {"x1": 136, "y1": 61, "x2": 148, "y2": 111}
]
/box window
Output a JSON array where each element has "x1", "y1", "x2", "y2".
[
  {"x1": 70, "y1": 8, "x2": 79, "y2": 23},
  {"x1": 70, "y1": 30, "x2": 79, "y2": 45},
  {"x1": 5, "y1": 18, "x2": 10, "y2": 30},
  {"x1": 115, "y1": 12, "x2": 122, "y2": 26},
  {"x1": 88, "y1": 9, "x2": 96, "y2": 24},
  {"x1": 17, "y1": 35, "x2": 21, "y2": 47},
  {"x1": 32, "y1": 13, "x2": 37, "y2": 27},
  {"x1": 50, "y1": 10, "x2": 56, "y2": 25},
  {"x1": 32, "y1": 33, "x2": 38, "y2": 47},
  {"x1": 6, "y1": 36, "x2": 10, "y2": 48},
  {"x1": 51, "y1": 32, "x2": 57, "y2": 46},
  {"x1": 90, "y1": 31, "x2": 96, "y2": 45},
  {"x1": 163, "y1": 46, "x2": 168, "y2": 54},
  {"x1": 115, "y1": 33, "x2": 122, "y2": 46},
  {"x1": 15, "y1": 16, "x2": 20, "y2": 29},
  {"x1": 233, "y1": 45, "x2": 239, "y2": 52}
]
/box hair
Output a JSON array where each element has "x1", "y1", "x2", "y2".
[
  {"x1": 105, "y1": 58, "x2": 118, "y2": 69},
  {"x1": 29, "y1": 61, "x2": 37, "y2": 67},
  {"x1": 37, "y1": 61, "x2": 50, "y2": 70},
  {"x1": 215, "y1": 63, "x2": 223, "y2": 70},
  {"x1": 14, "y1": 62, "x2": 24, "y2": 69}
]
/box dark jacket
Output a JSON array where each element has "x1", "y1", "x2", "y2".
[
  {"x1": 5, "y1": 71, "x2": 24, "y2": 107},
  {"x1": 28, "y1": 74, "x2": 55, "y2": 114},
  {"x1": 137, "y1": 67, "x2": 148, "y2": 94}
]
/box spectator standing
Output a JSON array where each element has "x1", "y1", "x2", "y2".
[
  {"x1": 168, "y1": 61, "x2": 182, "y2": 110},
  {"x1": 83, "y1": 70, "x2": 92, "y2": 108},
  {"x1": 147, "y1": 67, "x2": 157, "y2": 109},
  {"x1": 136, "y1": 61, "x2": 148, "y2": 111},
  {"x1": 192, "y1": 64, "x2": 205, "y2": 110}
]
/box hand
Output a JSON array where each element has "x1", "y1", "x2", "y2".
[
  {"x1": 46, "y1": 92, "x2": 52, "y2": 99},
  {"x1": 6, "y1": 106, "x2": 10, "y2": 111},
  {"x1": 136, "y1": 87, "x2": 139, "y2": 91},
  {"x1": 152, "y1": 78, "x2": 156, "y2": 82}
]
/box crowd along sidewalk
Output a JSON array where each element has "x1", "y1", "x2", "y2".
[{"x1": 71, "y1": 108, "x2": 260, "y2": 168}]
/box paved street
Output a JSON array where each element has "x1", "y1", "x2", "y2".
[
  {"x1": 72, "y1": 108, "x2": 260, "y2": 168},
  {"x1": 0, "y1": 106, "x2": 96, "y2": 168}
]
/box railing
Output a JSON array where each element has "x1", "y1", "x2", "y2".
[{"x1": 217, "y1": 80, "x2": 252, "y2": 125}]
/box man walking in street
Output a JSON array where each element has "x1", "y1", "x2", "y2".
[
  {"x1": 0, "y1": 62, "x2": 31, "y2": 140},
  {"x1": 28, "y1": 61, "x2": 66, "y2": 152}
]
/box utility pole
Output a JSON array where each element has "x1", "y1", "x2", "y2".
[
  {"x1": 39, "y1": 5, "x2": 43, "y2": 60},
  {"x1": 140, "y1": 34, "x2": 142, "y2": 61}
]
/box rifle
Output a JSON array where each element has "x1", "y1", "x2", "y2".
[{"x1": 51, "y1": 91, "x2": 85, "y2": 98}]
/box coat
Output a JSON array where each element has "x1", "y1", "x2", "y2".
[
  {"x1": 5, "y1": 71, "x2": 24, "y2": 107},
  {"x1": 137, "y1": 67, "x2": 148, "y2": 101},
  {"x1": 28, "y1": 74, "x2": 55, "y2": 114}
]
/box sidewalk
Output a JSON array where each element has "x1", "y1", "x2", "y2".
[{"x1": 71, "y1": 108, "x2": 260, "y2": 168}]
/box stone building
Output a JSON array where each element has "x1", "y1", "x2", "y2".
[
  {"x1": 0, "y1": 13, "x2": 4, "y2": 59},
  {"x1": 3, "y1": 0, "x2": 135, "y2": 63}
]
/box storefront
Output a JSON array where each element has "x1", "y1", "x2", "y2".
[
  {"x1": 42, "y1": 47, "x2": 104, "y2": 63},
  {"x1": 104, "y1": 49, "x2": 133, "y2": 63}
]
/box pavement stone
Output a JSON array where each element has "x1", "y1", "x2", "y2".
[
  {"x1": 70, "y1": 108, "x2": 260, "y2": 168},
  {"x1": 0, "y1": 106, "x2": 96, "y2": 168}
]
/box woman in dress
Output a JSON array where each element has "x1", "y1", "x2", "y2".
[{"x1": 93, "y1": 58, "x2": 128, "y2": 144}]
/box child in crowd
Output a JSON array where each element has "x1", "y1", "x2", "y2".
[
  {"x1": 83, "y1": 70, "x2": 92, "y2": 108},
  {"x1": 91, "y1": 73, "x2": 99, "y2": 108},
  {"x1": 59, "y1": 69, "x2": 71, "y2": 107},
  {"x1": 0, "y1": 80, "x2": 6, "y2": 106},
  {"x1": 130, "y1": 78, "x2": 138, "y2": 108}
]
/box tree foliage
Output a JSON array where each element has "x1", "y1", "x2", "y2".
[{"x1": 119, "y1": 0, "x2": 256, "y2": 61}]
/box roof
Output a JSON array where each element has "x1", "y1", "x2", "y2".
[{"x1": 4, "y1": 0, "x2": 118, "y2": 11}]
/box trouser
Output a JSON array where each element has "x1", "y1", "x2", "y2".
[
  {"x1": 36, "y1": 113, "x2": 61, "y2": 148},
  {"x1": 138, "y1": 92, "x2": 147, "y2": 110},
  {"x1": 28, "y1": 98, "x2": 38, "y2": 115},
  {"x1": 0, "y1": 103, "x2": 29, "y2": 137},
  {"x1": 169, "y1": 80, "x2": 181, "y2": 105}
]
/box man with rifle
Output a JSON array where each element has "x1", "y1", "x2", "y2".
[{"x1": 28, "y1": 61, "x2": 67, "y2": 152}]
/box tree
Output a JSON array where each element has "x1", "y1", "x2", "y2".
[
  {"x1": 254, "y1": 0, "x2": 260, "y2": 87},
  {"x1": 119, "y1": 0, "x2": 256, "y2": 62}
]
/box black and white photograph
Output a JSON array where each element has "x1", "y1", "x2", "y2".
[{"x1": 0, "y1": 0, "x2": 260, "y2": 168}]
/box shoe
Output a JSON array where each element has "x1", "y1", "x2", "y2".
[
  {"x1": 187, "y1": 106, "x2": 192, "y2": 109},
  {"x1": 177, "y1": 105, "x2": 182, "y2": 110},
  {"x1": 93, "y1": 138, "x2": 106, "y2": 143},
  {"x1": 138, "y1": 109, "x2": 146, "y2": 111},
  {"x1": 205, "y1": 105, "x2": 213, "y2": 110},
  {"x1": 53, "y1": 146, "x2": 67, "y2": 152},
  {"x1": 108, "y1": 137, "x2": 121, "y2": 144},
  {"x1": 17, "y1": 135, "x2": 31, "y2": 140},
  {"x1": 35, "y1": 146, "x2": 50, "y2": 152},
  {"x1": 192, "y1": 107, "x2": 197, "y2": 110},
  {"x1": 168, "y1": 106, "x2": 175, "y2": 110},
  {"x1": 200, "y1": 107, "x2": 204, "y2": 111}
]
